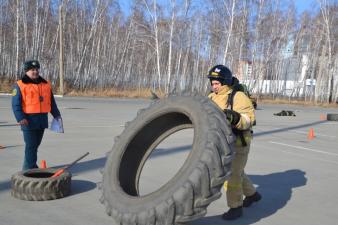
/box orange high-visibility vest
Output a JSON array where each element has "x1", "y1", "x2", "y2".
[{"x1": 17, "y1": 80, "x2": 52, "y2": 113}]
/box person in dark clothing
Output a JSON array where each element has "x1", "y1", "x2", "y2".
[{"x1": 12, "y1": 60, "x2": 62, "y2": 170}]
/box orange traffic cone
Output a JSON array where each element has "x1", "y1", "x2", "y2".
[
  {"x1": 320, "y1": 114, "x2": 326, "y2": 121},
  {"x1": 40, "y1": 160, "x2": 47, "y2": 169},
  {"x1": 308, "y1": 128, "x2": 315, "y2": 140}
]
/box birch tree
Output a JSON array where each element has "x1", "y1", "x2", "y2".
[{"x1": 0, "y1": 0, "x2": 337, "y2": 101}]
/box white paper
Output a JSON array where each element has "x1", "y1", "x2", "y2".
[{"x1": 50, "y1": 117, "x2": 64, "y2": 133}]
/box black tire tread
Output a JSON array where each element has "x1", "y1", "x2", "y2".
[
  {"x1": 327, "y1": 113, "x2": 338, "y2": 121},
  {"x1": 11, "y1": 168, "x2": 71, "y2": 201},
  {"x1": 101, "y1": 96, "x2": 234, "y2": 225}
]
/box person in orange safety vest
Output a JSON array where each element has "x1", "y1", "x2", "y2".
[{"x1": 11, "y1": 60, "x2": 62, "y2": 170}]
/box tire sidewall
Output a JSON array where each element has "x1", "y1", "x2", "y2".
[
  {"x1": 14, "y1": 168, "x2": 71, "y2": 182},
  {"x1": 327, "y1": 114, "x2": 338, "y2": 121},
  {"x1": 103, "y1": 96, "x2": 231, "y2": 213}
]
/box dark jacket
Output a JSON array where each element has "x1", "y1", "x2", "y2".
[{"x1": 12, "y1": 75, "x2": 61, "y2": 130}]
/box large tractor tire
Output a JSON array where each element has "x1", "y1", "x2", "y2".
[
  {"x1": 101, "y1": 96, "x2": 235, "y2": 225},
  {"x1": 11, "y1": 168, "x2": 71, "y2": 201},
  {"x1": 327, "y1": 114, "x2": 338, "y2": 121}
]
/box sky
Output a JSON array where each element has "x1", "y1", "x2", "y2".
[
  {"x1": 295, "y1": 0, "x2": 318, "y2": 13},
  {"x1": 117, "y1": 0, "x2": 318, "y2": 16}
]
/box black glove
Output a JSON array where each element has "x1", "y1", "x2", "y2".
[{"x1": 224, "y1": 109, "x2": 241, "y2": 125}]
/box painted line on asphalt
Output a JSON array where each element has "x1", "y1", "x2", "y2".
[
  {"x1": 321, "y1": 122, "x2": 338, "y2": 125},
  {"x1": 269, "y1": 141, "x2": 338, "y2": 157},
  {"x1": 259, "y1": 144, "x2": 338, "y2": 165},
  {"x1": 254, "y1": 127, "x2": 337, "y2": 138}
]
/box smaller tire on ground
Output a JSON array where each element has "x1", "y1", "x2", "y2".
[
  {"x1": 11, "y1": 168, "x2": 71, "y2": 201},
  {"x1": 327, "y1": 114, "x2": 338, "y2": 121}
]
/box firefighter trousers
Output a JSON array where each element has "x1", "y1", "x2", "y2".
[{"x1": 226, "y1": 143, "x2": 256, "y2": 208}]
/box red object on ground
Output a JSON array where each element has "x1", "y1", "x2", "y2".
[
  {"x1": 40, "y1": 160, "x2": 47, "y2": 169},
  {"x1": 51, "y1": 152, "x2": 89, "y2": 178}
]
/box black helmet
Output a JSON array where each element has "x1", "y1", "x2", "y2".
[
  {"x1": 208, "y1": 65, "x2": 233, "y2": 85},
  {"x1": 23, "y1": 60, "x2": 40, "y2": 72}
]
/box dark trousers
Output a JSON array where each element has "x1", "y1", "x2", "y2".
[{"x1": 22, "y1": 129, "x2": 45, "y2": 170}]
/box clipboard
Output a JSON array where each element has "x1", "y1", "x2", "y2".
[{"x1": 50, "y1": 117, "x2": 64, "y2": 133}]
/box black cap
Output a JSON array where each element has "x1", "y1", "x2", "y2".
[
  {"x1": 23, "y1": 60, "x2": 40, "y2": 72},
  {"x1": 207, "y1": 65, "x2": 233, "y2": 85}
]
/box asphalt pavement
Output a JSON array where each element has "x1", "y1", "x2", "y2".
[{"x1": 1, "y1": 95, "x2": 338, "y2": 225}]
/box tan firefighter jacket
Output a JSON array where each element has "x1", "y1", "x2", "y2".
[{"x1": 208, "y1": 85, "x2": 255, "y2": 146}]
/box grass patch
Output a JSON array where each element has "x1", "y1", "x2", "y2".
[
  {"x1": 0, "y1": 78, "x2": 164, "y2": 99},
  {"x1": 1, "y1": 78, "x2": 337, "y2": 107},
  {"x1": 258, "y1": 98, "x2": 338, "y2": 108},
  {"x1": 0, "y1": 78, "x2": 15, "y2": 93},
  {"x1": 66, "y1": 88, "x2": 164, "y2": 99}
]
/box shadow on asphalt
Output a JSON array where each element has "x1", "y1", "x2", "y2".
[
  {"x1": 254, "y1": 120, "x2": 327, "y2": 137},
  {"x1": 63, "y1": 157, "x2": 106, "y2": 175},
  {"x1": 0, "y1": 145, "x2": 23, "y2": 149},
  {"x1": 192, "y1": 169, "x2": 307, "y2": 225},
  {"x1": 0, "y1": 180, "x2": 11, "y2": 193},
  {"x1": 0, "y1": 179, "x2": 96, "y2": 196},
  {"x1": 71, "y1": 179, "x2": 97, "y2": 195}
]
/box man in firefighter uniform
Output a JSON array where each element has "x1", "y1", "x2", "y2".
[
  {"x1": 207, "y1": 65, "x2": 261, "y2": 220},
  {"x1": 12, "y1": 60, "x2": 62, "y2": 170}
]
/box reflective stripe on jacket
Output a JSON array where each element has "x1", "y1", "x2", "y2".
[{"x1": 17, "y1": 80, "x2": 52, "y2": 113}]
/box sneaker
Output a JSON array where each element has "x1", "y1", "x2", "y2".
[
  {"x1": 243, "y1": 192, "x2": 262, "y2": 207},
  {"x1": 222, "y1": 207, "x2": 243, "y2": 220}
]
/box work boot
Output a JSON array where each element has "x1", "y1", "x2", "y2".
[
  {"x1": 222, "y1": 207, "x2": 243, "y2": 220},
  {"x1": 243, "y1": 192, "x2": 262, "y2": 207}
]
